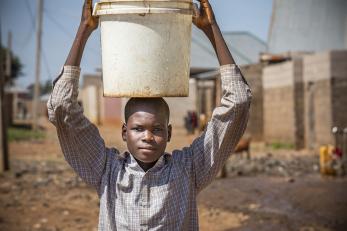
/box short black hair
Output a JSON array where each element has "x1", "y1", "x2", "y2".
[{"x1": 124, "y1": 98, "x2": 170, "y2": 123}]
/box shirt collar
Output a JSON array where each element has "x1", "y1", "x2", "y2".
[{"x1": 124, "y1": 151, "x2": 171, "y2": 174}]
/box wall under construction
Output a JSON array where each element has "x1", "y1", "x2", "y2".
[
  {"x1": 241, "y1": 64, "x2": 264, "y2": 141},
  {"x1": 262, "y1": 58, "x2": 304, "y2": 149},
  {"x1": 303, "y1": 50, "x2": 347, "y2": 149}
]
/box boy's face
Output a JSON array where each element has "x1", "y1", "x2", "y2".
[{"x1": 122, "y1": 106, "x2": 172, "y2": 164}]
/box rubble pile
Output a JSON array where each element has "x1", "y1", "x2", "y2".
[
  {"x1": 7, "y1": 160, "x2": 87, "y2": 189},
  {"x1": 225, "y1": 153, "x2": 321, "y2": 177}
]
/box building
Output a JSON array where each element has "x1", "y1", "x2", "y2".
[
  {"x1": 260, "y1": 50, "x2": 347, "y2": 150},
  {"x1": 303, "y1": 50, "x2": 347, "y2": 149},
  {"x1": 4, "y1": 86, "x2": 31, "y2": 125},
  {"x1": 79, "y1": 73, "x2": 122, "y2": 125},
  {"x1": 190, "y1": 28, "x2": 267, "y2": 130}
]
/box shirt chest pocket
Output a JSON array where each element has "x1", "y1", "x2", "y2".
[
  {"x1": 147, "y1": 168, "x2": 191, "y2": 227},
  {"x1": 150, "y1": 165, "x2": 189, "y2": 199}
]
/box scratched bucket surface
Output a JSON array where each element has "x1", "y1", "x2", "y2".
[{"x1": 93, "y1": 0, "x2": 193, "y2": 97}]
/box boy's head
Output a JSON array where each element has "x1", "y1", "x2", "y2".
[{"x1": 122, "y1": 98, "x2": 172, "y2": 164}]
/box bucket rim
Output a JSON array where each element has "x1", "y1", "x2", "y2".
[
  {"x1": 93, "y1": 1, "x2": 193, "y2": 16},
  {"x1": 98, "y1": 0, "x2": 192, "y2": 2}
]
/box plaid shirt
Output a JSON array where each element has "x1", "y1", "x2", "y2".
[{"x1": 47, "y1": 64, "x2": 251, "y2": 231}]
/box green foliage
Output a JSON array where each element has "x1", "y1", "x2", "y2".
[
  {"x1": 26, "y1": 80, "x2": 52, "y2": 98},
  {"x1": 268, "y1": 142, "x2": 295, "y2": 150},
  {"x1": 1, "y1": 45, "x2": 24, "y2": 83},
  {"x1": 41, "y1": 79, "x2": 53, "y2": 95},
  {"x1": 8, "y1": 127, "x2": 45, "y2": 142}
]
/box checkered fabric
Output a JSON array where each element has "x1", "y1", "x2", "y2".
[{"x1": 47, "y1": 64, "x2": 252, "y2": 231}]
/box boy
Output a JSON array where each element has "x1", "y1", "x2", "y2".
[{"x1": 47, "y1": 0, "x2": 252, "y2": 230}]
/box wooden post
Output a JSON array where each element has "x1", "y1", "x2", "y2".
[
  {"x1": 33, "y1": 0, "x2": 43, "y2": 131},
  {"x1": 0, "y1": 24, "x2": 10, "y2": 172}
]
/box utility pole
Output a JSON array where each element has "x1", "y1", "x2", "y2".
[
  {"x1": 0, "y1": 23, "x2": 10, "y2": 172},
  {"x1": 33, "y1": 0, "x2": 43, "y2": 131},
  {"x1": 6, "y1": 32, "x2": 12, "y2": 78}
]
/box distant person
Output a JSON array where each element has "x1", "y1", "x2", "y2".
[
  {"x1": 199, "y1": 113, "x2": 207, "y2": 132},
  {"x1": 184, "y1": 111, "x2": 195, "y2": 134},
  {"x1": 184, "y1": 111, "x2": 191, "y2": 134},
  {"x1": 47, "y1": 0, "x2": 251, "y2": 230},
  {"x1": 191, "y1": 111, "x2": 197, "y2": 133},
  {"x1": 23, "y1": 105, "x2": 28, "y2": 120}
]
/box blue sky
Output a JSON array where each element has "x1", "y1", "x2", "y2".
[{"x1": 1, "y1": 0, "x2": 273, "y2": 88}]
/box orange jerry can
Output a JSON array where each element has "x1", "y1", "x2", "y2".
[{"x1": 319, "y1": 145, "x2": 336, "y2": 175}]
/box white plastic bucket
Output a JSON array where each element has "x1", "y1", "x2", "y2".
[{"x1": 93, "y1": 0, "x2": 193, "y2": 97}]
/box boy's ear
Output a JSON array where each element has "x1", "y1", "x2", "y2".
[
  {"x1": 167, "y1": 124, "x2": 172, "y2": 142},
  {"x1": 122, "y1": 123, "x2": 127, "y2": 142}
]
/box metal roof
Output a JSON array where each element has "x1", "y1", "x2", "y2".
[{"x1": 190, "y1": 26, "x2": 267, "y2": 69}]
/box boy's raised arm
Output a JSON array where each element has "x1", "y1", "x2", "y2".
[
  {"x1": 187, "y1": 0, "x2": 252, "y2": 191},
  {"x1": 47, "y1": 0, "x2": 108, "y2": 192}
]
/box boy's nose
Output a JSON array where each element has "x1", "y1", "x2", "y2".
[{"x1": 142, "y1": 130, "x2": 154, "y2": 142}]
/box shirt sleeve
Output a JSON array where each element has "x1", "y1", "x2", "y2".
[
  {"x1": 175, "y1": 64, "x2": 252, "y2": 192},
  {"x1": 47, "y1": 66, "x2": 108, "y2": 191}
]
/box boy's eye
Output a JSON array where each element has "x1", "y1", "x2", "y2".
[
  {"x1": 132, "y1": 127, "x2": 143, "y2": 132},
  {"x1": 153, "y1": 127, "x2": 163, "y2": 132}
]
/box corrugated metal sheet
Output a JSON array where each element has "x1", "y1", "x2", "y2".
[
  {"x1": 268, "y1": 0, "x2": 347, "y2": 53},
  {"x1": 190, "y1": 26, "x2": 267, "y2": 69}
]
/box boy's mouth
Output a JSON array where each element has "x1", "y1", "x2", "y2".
[{"x1": 138, "y1": 146, "x2": 156, "y2": 151}]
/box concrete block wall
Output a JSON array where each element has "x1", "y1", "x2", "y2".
[
  {"x1": 240, "y1": 64, "x2": 264, "y2": 141},
  {"x1": 263, "y1": 58, "x2": 304, "y2": 148},
  {"x1": 303, "y1": 50, "x2": 347, "y2": 149},
  {"x1": 331, "y1": 51, "x2": 347, "y2": 130},
  {"x1": 293, "y1": 59, "x2": 305, "y2": 148}
]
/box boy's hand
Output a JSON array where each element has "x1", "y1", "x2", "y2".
[
  {"x1": 193, "y1": 0, "x2": 216, "y2": 31},
  {"x1": 80, "y1": 0, "x2": 98, "y2": 33}
]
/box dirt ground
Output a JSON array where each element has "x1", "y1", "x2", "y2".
[{"x1": 1, "y1": 120, "x2": 347, "y2": 231}]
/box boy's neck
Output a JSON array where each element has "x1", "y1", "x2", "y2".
[{"x1": 135, "y1": 158, "x2": 158, "y2": 172}]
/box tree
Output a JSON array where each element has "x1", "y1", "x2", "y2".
[
  {"x1": 40, "y1": 79, "x2": 52, "y2": 95},
  {"x1": 1, "y1": 45, "x2": 23, "y2": 84},
  {"x1": 27, "y1": 80, "x2": 52, "y2": 98}
]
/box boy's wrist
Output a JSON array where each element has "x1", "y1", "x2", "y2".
[
  {"x1": 202, "y1": 21, "x2": 218, "y2": 35},
  {"x1": 77, "y1": 22, "x2": 94, "y2": 39}
]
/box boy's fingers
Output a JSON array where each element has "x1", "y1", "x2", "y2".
[
  {"x1": 85, "y1": 0, "x2": 92, "y2": 8},
  {"x1": 192, "y1": 3, "x2": 200, "y2": 20},
  {"x1": 199, "y1": 0, "x2": 210, "y2": 5}
]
